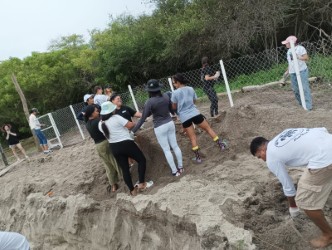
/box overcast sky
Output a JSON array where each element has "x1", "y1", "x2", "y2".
[{"x1": 0, "y1": 0, "x2": 155, "y2": 61}]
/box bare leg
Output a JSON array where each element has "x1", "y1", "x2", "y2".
[
  {"x1": 16, "y1": 143, "x2": 28, "y2": 158},
  {"x1": 197, "y1": 120, "x2": 217, "y2": 139},
  {"x1": 304, "y1": 209, "x2": 332, "y2": 248},
  {"x1": 11, "y1": 146, "x2": 20, "y2": 161},
  {"x1": 185, "y1": 125, "x2": 197, "y2": 148}
]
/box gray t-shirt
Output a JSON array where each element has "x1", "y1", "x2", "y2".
[
  {"x1": 171, "y1": 86, "x2": 200, "y2": 123},
  {"x1": 132, "y1": 93, "x2": 172, "y2": 133}
]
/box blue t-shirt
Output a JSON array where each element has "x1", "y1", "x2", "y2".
[{"x1": 171, "y1": 86, "x2": 200, "y2": 123}]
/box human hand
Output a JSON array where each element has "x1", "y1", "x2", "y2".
[
  {"x1": 289, "y1": 207, "x2": 300, "y2": 218},
  {"x1": 214, "y1": 71, "x2": 220, "y2": 79},
  {"x1": 129, "y1": 131, "x2": 135, "y2": 140}
]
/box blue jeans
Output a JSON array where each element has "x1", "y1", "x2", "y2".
[
  {"x1": 34, "y1": 129, "x2": 48, "y2": 145},
  {"x1": 290, "y1": 68, "x2": 312, "y2": 110}
]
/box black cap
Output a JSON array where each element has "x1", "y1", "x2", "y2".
[{"x1": 145, "y1": 79, "x2": 161, "y2": 92}]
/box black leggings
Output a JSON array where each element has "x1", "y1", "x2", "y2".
[
  {"x1": 110, "y1": 140, "x2": 146, "y2": 191},
  {"x1": 203, "y1": 85, "x2": 218, "y2": 116}
]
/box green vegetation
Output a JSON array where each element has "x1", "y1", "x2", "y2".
[{"x1": 0, "y1": 0, "x2": 331, "y2": 139}]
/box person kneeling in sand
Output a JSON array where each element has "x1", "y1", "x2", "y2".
[{"x1": 250, "y1": 127, "x2": 332, "y2": 248}]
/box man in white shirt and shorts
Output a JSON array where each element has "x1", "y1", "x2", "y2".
[{"x1": 250, "y1": 127, "x2": 332, "y2": 248}]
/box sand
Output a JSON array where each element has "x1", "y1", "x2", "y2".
[{"x1": 0, "y1": 83, "x2": 332, "y2": 249}]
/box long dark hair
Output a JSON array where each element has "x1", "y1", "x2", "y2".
[
  {"x1": 148, "y1": 91, "x2": 162, "y2": 98},
  {"x1": 172, "y1": 73, "x2": 189, "y2": 85},
  {"x1": 100, "y1": 113, "x2": 112, "y2": 139},
  {"x1": 84, "y1": 105, "x2": 96, "y2": 122}
]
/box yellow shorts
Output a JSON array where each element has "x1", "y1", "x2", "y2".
[{"x1": 295, "y1": 164, "x2": 332, "y2": 210}]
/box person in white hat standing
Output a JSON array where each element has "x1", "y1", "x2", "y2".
[
  {"x1": 98, "y1": 101, "x2": 153, "y2": 196},
  {"x1": 282, "y1": 35, "x2": 313, "y2": 110}
]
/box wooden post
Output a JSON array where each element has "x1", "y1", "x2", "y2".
[
  {"x1": 0, "y1": 143, "x2": 8, "y2": 166},
  {"x1": 11, "y1": 73, "x2": 40, "y2": 151}
]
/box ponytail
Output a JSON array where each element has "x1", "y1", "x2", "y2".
[{"x1": 100, "y1": 113, "x2": 112, "y2": 139}]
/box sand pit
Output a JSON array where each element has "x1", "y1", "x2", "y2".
[{"x1": 0, "y1": 84, "x2": 332, "y2": 249}]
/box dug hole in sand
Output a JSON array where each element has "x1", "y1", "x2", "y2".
[{"x1": 0, "y1": 85, "x2": 332, "y2": 250}]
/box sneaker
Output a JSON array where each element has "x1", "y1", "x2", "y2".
[
  {"x1": 220, "y1": 140, "x2": 228, "y2": 150},
  {"x1": 177, "y1": 167, "x2": 184, "y2": 174},
  {"x1": 192, "y1": 157, "x2": 202, "y2": 164},
  {"x1": 172, "y1": 172, "x2": 181, "y2": 177}
]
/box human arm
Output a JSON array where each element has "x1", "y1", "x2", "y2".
[
  {"x1": 131, "y1": 103, "x2": 151, "y2": 133},
  {"x1": 124, "y1": 121, "x2": 135, "y2": 130},
  {"x1": 172, "y1": 103, "x2": 177, "y2": 111},
  {"x1": 205, "y1": 71, "x2": 220, "y2": 81},
  {"x1": 267, "y1": 161, "x2": 298, "y2": 209},
  {"x1": 297, "y1": 53, "x2": 309, "y2": 62}
]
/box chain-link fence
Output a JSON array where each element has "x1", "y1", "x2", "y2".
[{"x1": 1, "y1": 40, "x2": 332, "y2": 167}]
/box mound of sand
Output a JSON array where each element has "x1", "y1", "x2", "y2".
[{"x1": 0, "y1": 85, "x2": 332, "y2": 249}]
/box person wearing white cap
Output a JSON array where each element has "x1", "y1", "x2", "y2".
[
  {"x1": 281, "y1": 35, "x2": 312, "y2": 110},
  {"x1": 98, "y1": 101, "x2": 153, "y2": 196},
  {"x1": 76, "y1": 94, "x2": 97, "y2": 121}
]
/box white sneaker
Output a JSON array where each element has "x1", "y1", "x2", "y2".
[{"x1": 172, "y1": 172, "x2": 181, "y2": 177}]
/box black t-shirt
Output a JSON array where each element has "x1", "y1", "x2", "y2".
[
  {"x1": 6, "y1": 133, "x2": 20, "y2": 146},
  {"x1": 114, "y1": 106, "x2": 136, "y2": 122},
  {"x1": 201, "y1": 65, "x2": 215, "y2": 87},
  {"x1": 85, "y1": 118, "x2": 106, "y2": 144}
]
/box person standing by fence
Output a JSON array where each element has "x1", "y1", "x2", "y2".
[
  {"x1": 1, "y1": 124, "x2": 29, "y2": 161},
  {"x1": 84, "y1": 105, "x2": 120, "y2": 193},
  {"x1": 171, "y1": 73, "x2": 227, "y2": 163},
  {"x1": 200, "y1": 56, "x2": 220, "y2": 117},
  {"x1": 282, "y1": 36, "x2": 313, "y2": 110},
  {"x1": 29, "y1": 108, "x2": 51, "y2": 154}
]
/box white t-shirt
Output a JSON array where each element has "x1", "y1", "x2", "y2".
[
  {"x1": 267, "y1": 127, "x2": 332, "y2": 196},
  {"x1": 29, "y1": 113, "x2": 41, "y2": 130},
  {"x1": 0, "y1": 231, "x2": 30, "y2": 250},
  {"x1": 171, "y1": 86, "x2": 200, "y2": 123},
  {"x1": 98, "y1": 115, "x2": 132, "y2": 143},
  {"x1": 94, "y1": 94, "x2": 109, "y2": 106},
  {"x1": 287, "y1": 45, "x2": 308, "y2": 74}
]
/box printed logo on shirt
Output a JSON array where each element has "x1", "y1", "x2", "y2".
[
  {"x1": 275, "y1": 128, "x2": 310, "y2": 147},
  {"x1": 122, "y1": 110, "x2": 127, "y2": 113}
]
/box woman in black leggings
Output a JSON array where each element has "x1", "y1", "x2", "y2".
[{"x1": 98, "y1": 101, "x2": 153, "y2": 196}]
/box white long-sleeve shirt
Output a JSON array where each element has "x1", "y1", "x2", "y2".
[
  {"x1": 267, "y1": 127, "x2": 332, "y2": 196},
  {"x1": 29, "y1": 113, "x2": 41, "y2": 130}
]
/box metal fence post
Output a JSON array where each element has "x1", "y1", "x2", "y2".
[
  {"x1": 168, "y1": 77, "x2": 175, "y2": 92},
  {"x1": 128, "y1": 85, "x2": 139, "y2": 111},
  {"x1": 48, "y1": 113, "x2": 63, "y2": 148},
  {"x1": 69, "y1": 105, "x2": 85, "y2": 140},
  {"x1": 290, "y1": 41, "x2": 307, "y2": 110},
  {"x1": 0, "y1": 143, "x2": 8, "y2": 166},
  {"x1": 219, "y1": 59, "x2": 234, "y2": 107}
]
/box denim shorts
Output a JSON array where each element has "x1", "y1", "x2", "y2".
[{"x1": 34, "y1": 129, "x2": 48, "y2": 145}]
